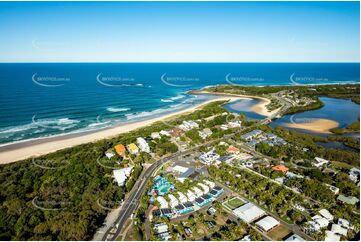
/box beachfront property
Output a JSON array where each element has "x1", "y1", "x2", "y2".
[
  {"x1": 105, "y1": 150, "x2": 116, "y2": 159},
  {"x1": 313, "y1": 157, "x2": 330, "y2": 168},
  {"x1": 179, "y1": 120, "x2": 199, "y2": 131},
  {"x1": 168, "y1": 127, "x2": 184, "y2": 138},
  {"x1": 113, "y1": 166, "x2": 133, "y2": 186},
  {"x1": 232, "y1": 202, "x2": 266, "y2": 223},
  {"x1": 114, "y1": 144, "x2": 126, "y2": 157},
  {"x1": 199, "y1": 149, "x2": 220, "y2": 165},
  {"x1": 255, "y1": 216, "x2": 280, "y2": 232},
  {"x1": 127, "y1": 143, "x2": 139, "y2": 155},
  {"x1": 151, "y1": 132, "x2": 161, "y2": 139},
  {"x1": 160, "y1": 130, "x2": 171, "y2": 137},
  {"x1": 272, "y1": 164, "x2": 289, "y2": 173},
  {"x1": 136, "y1": 137, "x2": 150, "y2": 153}
]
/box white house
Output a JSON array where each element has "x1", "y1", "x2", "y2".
[
  {"x1": 160, "y1": 130, "x2": 171, "y2": 137},
  {"x1": 255, "y1": 216, "x2": 280, "y2": 232},
  {"x1": 319, "y1": 209, "x2": 334, "y2": 221},
  {"x1": 313, "y1": 157, "x2": 330, "y2": 168},
  {"x1": 136, "y1": 137, "x2": 150, "y2": 153},
  {"x1": 203, "y1": 180, "x2": 215, "y2": 189},
  {"x1": 168, "y1": 194, "x2": 179, "y2": 208},
  {"x1": 157, "y1": 196, "x2": 169, "y2": 208},
  {"x1": 228, "y1": 120, "x2": 242, "y2": 128},
  {"x1": 179, "y1": 120, "x2": 199, "y2": 131},
  {"x1": 324, "y1": 230, "x2": 340, "y2": 241},
  {"x1": 113, "y1": 166, "x2": 133, "y2": 186},
  {"x1": 349, "y1": 167, "x2": 360, "y2": 182},
  {"x1": 151, "y1": 132, "x2": 161, "y2": 139},
  {"x1": 105, "y1": 151, "x2": 115, "y2": 159},
  {"x1": 177, "y1": 192, "x2": 187, "y2": 203},
  {"x1": 186, "y1": 190, "x2": 196, "y2": 202},
  {"x1": 192, "y1": 187, "x2": 204, "y2": 197},
  {"x1": 197, "y1": 183, "x2": 210, "y2": 194},
  {"x1": 331, "y1": 224, "x2": 348, "y2": 236},
  {"x1": 198, "y1": 128, "x2": 212, "y2": 139},
  {"x1": 154, "y1": 223, "x2": 169, "y2": 234}
]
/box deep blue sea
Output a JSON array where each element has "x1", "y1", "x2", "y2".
[{"x1": 0, "y1": 63, "x2": 359, "y2": 145}]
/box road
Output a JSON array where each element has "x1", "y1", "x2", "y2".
[{"x1": 102, "y1": 94, "x2": 293, "y2": 241}]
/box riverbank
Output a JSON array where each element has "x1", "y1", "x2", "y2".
[
  {"x1": 285, "y1": 119, "x2": 339, "y2": 134},
  {"x1": 189, "y1": 90, "x2": 280, "y2": 117},
  {"x1": 0, "y1": 96, "x2": 241, "y2": 164}
]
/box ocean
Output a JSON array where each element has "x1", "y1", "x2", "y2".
[{"x1": 0, "y1": 63, "x2": 359, "y2": 145}]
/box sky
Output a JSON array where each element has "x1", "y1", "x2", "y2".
[{"x1": 0, "y1": 1, "x2": 359, "y2": 62}]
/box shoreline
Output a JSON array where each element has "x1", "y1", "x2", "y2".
[
  {"x1": 285, "y1": 119, "x2": 339, "y2": 134},
  {"x1": 189, "y1": 90, "x2": 280, "y2": 117},
  {"x1": 0, "y1": 95, "x2": 242, "y2": 165}
]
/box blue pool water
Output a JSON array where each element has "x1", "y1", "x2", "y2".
[{"x1": 0, "y1": 63, "x2": 359, "y2": 145}]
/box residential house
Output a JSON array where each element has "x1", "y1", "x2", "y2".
[
  {"x1": 136, "y1": 137, "x2": 150, "y2": 153},
  {"x1": 114, "y1": 144, "x2": 126, "y2": 157},
  {"x1": 127, "y1": 143, "x2": 139, "y2": 155}
]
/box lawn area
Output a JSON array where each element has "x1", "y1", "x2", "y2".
[
  {"x1": 223, "y1": 196, "x2": 245, "y2": 210},
  {"x1": 266, "y1": 224, "x2": 291, "y2": 241}
]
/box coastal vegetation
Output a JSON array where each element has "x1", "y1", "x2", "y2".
[{"x1": 0, "y1": 101, "x2": 229, "y2": 240}]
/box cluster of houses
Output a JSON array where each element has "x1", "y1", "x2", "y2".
[
  {"x1": 241, "y1": 130, "x2": 287, "y2": 148},
  {"x1": 152, "y1": 179, "x2": 224, "y2": 219},
  {"x1": 304, "y1": 209, "x2": 354, "y2": 241},
  {"x1": 153, "y1": 223, "x2": 172, "y2": 241}
]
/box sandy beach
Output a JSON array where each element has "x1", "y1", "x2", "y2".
[
  {"x1": 285, "y1": 119, "x2": 339, "y2": 134},
  {"x1": 0, "y1": 96, "x2": 241, "y2": 164},
  {"x1": 192, "y1": 90, "x2": 280, "y2": 117}
]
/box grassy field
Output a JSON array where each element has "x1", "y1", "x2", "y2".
[
  {"x1": 223, "y1": 197, "x2": 245, "y2": 210},
  {"x1": 266, "y1": 224, "x2": 291, "y2": 241}
]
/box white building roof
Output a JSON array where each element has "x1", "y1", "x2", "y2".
[
  {"x1": 331, "y1": 224, "x2": 348, "y2": 236},
  {"x1": 172, "y1": 165, "x2": 189, "y2": 173},
  {"x1": 151, "y1": 132, "x2": 161, "y2": 139},
  {"x1": 324, "y1": 231, "x2": 340, "y2": 241},
  {"x1": 319, "y1": 209, "x2": 334, "y2": 221},
  {"x1": 186, "y1": 190, "x2": 196, "y2": 201},
  {"x1": 136, "y1": 137, "x2": 150, "y2": 153},
  {"x1": 177, "y1": 192, "x2": 187, "y2": 203},
  {"x1": 197, "y1": 183, "x2": 210, "y2": 194},
  {"x1": 113, "y1": 166, "x2": 133, "y2": 186},
  {"x1": 157, "y1": 196, "x2": 169, "y2": 208},
  {"x1": 154, "y1": 224, "x2": 168, "y2": 234},
  {"x1": 168, "y1": 194, "x2": 179, "y2": 208},
  {"x1": 160, "y1": 130, "x2": 170, "y2": 136},
  {"x1": 203, "y1": 180, "x2": 215, "y2": 188},
  {"x1": 255, "y1": 216, "x2": 280, "y2": 232},
  {"x1": 337, "y1": 218, "x2": 350, "y2": 229},
  {"x1": 312, "y1": 215, "x2": 329, "y2": 228},
  {"x1": 285, "y1": 234, "x2": 305, "y2": 241},
  {"x1": 192, "y1": 187, "x2": 204, "y2": 196},
  {"x1": 233, "y1": 203, "x2": 266, "y2": 223}
]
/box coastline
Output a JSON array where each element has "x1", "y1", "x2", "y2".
[
  {"x1": 190, "y1": 90, "x2": 280, "y2": 117},
  {"x1": 0, "y1": 95, "x2": 242, "y2": 165}
]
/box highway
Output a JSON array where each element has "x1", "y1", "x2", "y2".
[{"x1": 101, "y1": 94, "x2": 293, "y2": 241}]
